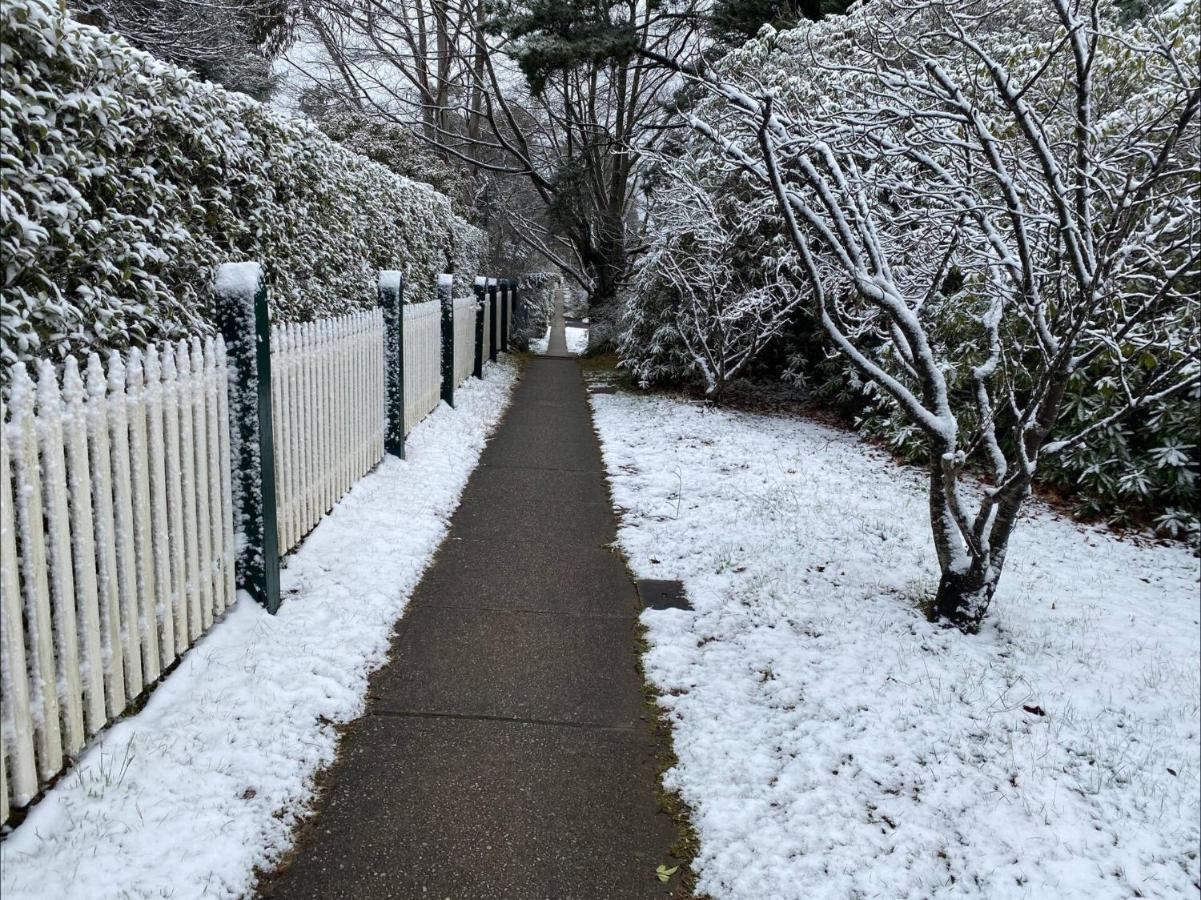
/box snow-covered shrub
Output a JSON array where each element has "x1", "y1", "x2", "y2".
[
  {"x1": 316, "y1": 111, "x2": 477, "y2": 217},
  {"x1": 624, "y1": 157, "x2": 804, "y2": 399},
  {"x1": 1, "y1": 0, "x2": 483, "y2": 368},
  {"x1": 512, "y1": 271, "x2": 558, "y2": 350}
]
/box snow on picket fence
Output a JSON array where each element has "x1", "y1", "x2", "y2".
[
  {"x1": 403, "y1": 300, "x2": 441, "y2": 434},
  {"x1": 271, "y1": 312, "x2": 385, "y2": 556},
  {"x1": 0, "y1": 341, "x2": 235, "y2": 825},
  {"x1": 453, "y1": 297, "x2": 478, "y2": 387},
  {"x1": 0, "y1": 266, "x2": 518, "y2": 827}
]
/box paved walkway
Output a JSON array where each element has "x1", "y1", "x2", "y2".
[{"x1": 262, "y1": 294, "x2": 677, "y2": 899}]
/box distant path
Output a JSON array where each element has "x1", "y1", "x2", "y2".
[
  {"x1": 261, "y1": 351, "x2": 677, "y2": 898},
  {"x1": 545, "y1": 282, "x2": 570, "y2": 356}
]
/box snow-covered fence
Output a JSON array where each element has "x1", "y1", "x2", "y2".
[
  {"x1": 271, "y1": 312, "x2": 384, "y2": 557},
  {"x1": 403, "y1": 300, "x2": 442, "y2": 433},
  {"x1": 0, "y1": 262, "x2": 521, "y2": 826},
  {"x1": 487, "y1": 278, "x2": 501, "y2": 363},
  {"x1": 453, "y1": 297, "x2": 477, "y2": 387},
  {"x1": 0, "y1": 340, "x2": 234, "y2": 821}
]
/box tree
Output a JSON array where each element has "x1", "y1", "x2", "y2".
[
  {"x1": 627, "y1": 158, "x2": 805, "y2": 399},
  {"x1": 281, "y1": 0, "x2": 708, "y2": 337},
  {"x1": 71, "y1": 0, "x2": 292, "y2": 98},
  {"x1": 644, "y1": 0, "x2": 1199, "y2": 628}
]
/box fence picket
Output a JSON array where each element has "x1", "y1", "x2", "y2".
[
  {"x1": 1, "y1": 428, "x2": 39, "y2": 805},
  {"x1": 176, "y1": 341, "x2": 202, "y2": 642},
  {"x1": 184, "y1": 339, "x2": 214, "y2": 630},
  {"x1": 61, "y1": 358, "x2": 106, "y2": 734},
  {"x1": 127, "y1": 351, "x2": 161, "y2": 684},
  {"x1": 107, "y1": 352, "x2": 144, "y2": 698},
  {"x1": 160, "y1": 348, "x2": 189, "y2": 646},
  {"x1": 204, "y1": 339, "x2": 229, "y2": 615},
  {"x1": 35, "y1": 362, "x2": 86, "y2": 755},
  {"x1": 85, "y1": 354, "x2": 126, "y2": 716},
  {"x1": 144, "y1": 347, "x2": 176, "y2": 666},
  {"x1": 215, "y1": 339, "x2": 236, "y2": 612},
  {"x1": 9, "y1": 369, "x2": 63, "y2": 779},
  {"x1": 271, "y1": 327, "x2": 288, "y2": 554}
]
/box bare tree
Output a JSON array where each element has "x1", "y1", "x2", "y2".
[
  {"x1": 73, "y1": 0, "x2": 291, "y2": 97},
  {"x1": 283, "y1": 0, "x2": 705, "y2": 330},
  {"x1": 645, "y1": 0, "x2": 1199, "y2": 627}
]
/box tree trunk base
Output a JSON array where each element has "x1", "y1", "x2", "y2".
[{"x1": 934, "y1": 568, "x2": 997, "y2": 632}]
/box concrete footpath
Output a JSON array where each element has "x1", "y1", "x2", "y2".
[{"x1": 261, "y1": 297, "x2": 679, "y2": 899}]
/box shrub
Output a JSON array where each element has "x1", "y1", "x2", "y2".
[{"x1": 1, "y1": 0, "x2": 485, "y2": 369}]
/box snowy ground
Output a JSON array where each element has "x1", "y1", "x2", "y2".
[
  {"x1": 588, "y1": 387, "x2": 1200, "y2": 900},
  {"x1": 566, "y1": 326, "x2": 589, "y2": 355},
  {"x1": 0, "y1": 361, "x2": 518, "y2": 900},
  {"x1": 529, "y1": 325, "x2": 588, "y2": 355}
]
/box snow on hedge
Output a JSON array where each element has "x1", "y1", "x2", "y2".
[
  {"x1": 591, "y1": 388, "x2": 1200, "y2": 900},
  {"x1": 0, "y1": 0, "x2": 485, "y2": 368}
]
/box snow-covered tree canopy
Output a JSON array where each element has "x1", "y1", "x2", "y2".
[
  {"x1": 648, "y1": 0, "x2": 1199, "y2": 625},
  {"x1": 1, "y1": 0, "x2": 485, "y2": 370}
]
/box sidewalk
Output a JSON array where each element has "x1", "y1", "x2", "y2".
[{"x1": 261, "y1": 299, "x2": 678, "y2": 899}]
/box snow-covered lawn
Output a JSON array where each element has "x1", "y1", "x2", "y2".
[
  {"x1": 589, "y1": 387, "x2": 1200, "y2": 900},
  {"x1": 566, "y1": 325, "x2": 589, "y2": 355},
  {"x1": 0, "y1": 361, "x2": 517, "y2": 900}
]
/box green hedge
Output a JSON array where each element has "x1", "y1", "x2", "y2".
[{"x1": 1, "y1": 0, "x2": 485, "y2": 368}]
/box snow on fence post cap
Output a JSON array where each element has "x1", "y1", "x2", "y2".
[
  {"x1": 214, "y1": 261, "x2": 263, "y2": 299},
  {"x1": 438, "y1": 273, "x2": 454, "y2": 290},
  {"x1": 474, "y1": 275, "x2": 487, "y2": 288},
  {"x1": 487, "y1": 277, "x2": 498, "y2": 288},
  {"x1": 378, "y1": 270, "x2": 403, "y2": 292}
]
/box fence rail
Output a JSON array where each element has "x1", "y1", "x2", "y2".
[{"x1": 1, "y1": 268, "x2": 520, "y2": 825}]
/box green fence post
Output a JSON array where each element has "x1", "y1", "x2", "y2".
[
  {"x1": 500, "y1": 278, "x2": 511, "y2": 352},
  {"x1": 473, "y1": 276, "x2": 486, "y2": 379},
  {"x1": 379, "y1": 271, "x2": 406, "y2": 459},
  {"x1": 439, "y1": 273, "x2": 455, "y2": 408},
  {"x1": 487, "y1": 277, "x2": 499, "y2": 362},
  {"x1": 214, "y1": 262, "x2": 281, "y2": 614}
]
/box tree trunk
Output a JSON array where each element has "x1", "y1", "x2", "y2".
[{"x1": 933, "y1": 563, "x2": 998, "y2": 632}]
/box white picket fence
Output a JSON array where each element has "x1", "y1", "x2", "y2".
[
  {"x1": 453, "y1": 297, "x2": 477, "y2": 386},
  {"x1": 481, "y1": 300, "x2": 493, "y2": 362},
  {"x1": 271, "y1": 312, "x2": 385, "y2": 556},
  {"x1": 0, "y1": 340, "x2": 234, "y2": 823},
  {"x1": 403, "y1": 300, "x2": 441, "y2": 434},
  {"x1": 1, "y1": 271, "x2": 516, "y2": 826}
]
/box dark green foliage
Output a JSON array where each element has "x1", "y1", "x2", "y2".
[
  {"x1": 490, "y1": 0, "x2": 639, "y2": 94},
  {"x1": 316, "y1": 110, "x2": 476, "y2": 216},
  {"x1": 709, "y1": 0, "x2": 850, "y2": 42}
]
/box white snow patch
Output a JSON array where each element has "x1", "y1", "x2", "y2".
[
  {"x1": 214, "y1": 261, "x2": 262, "y2": 298},
  {"x1": 589, "y1": 389, "x2": 1201, "y2": 900},
  {"x1": 566, "y1": 326, "x2": 589, "y2": 355},
  {"x1": 378, "y1": 270, "x2": 402, "y2": 292},
  {"x1": 0, "y1": 360, "x2": 518, "y2": 900},
  {"x1": 530, "y1": 327, "x2": 551, "y2": 355}
]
